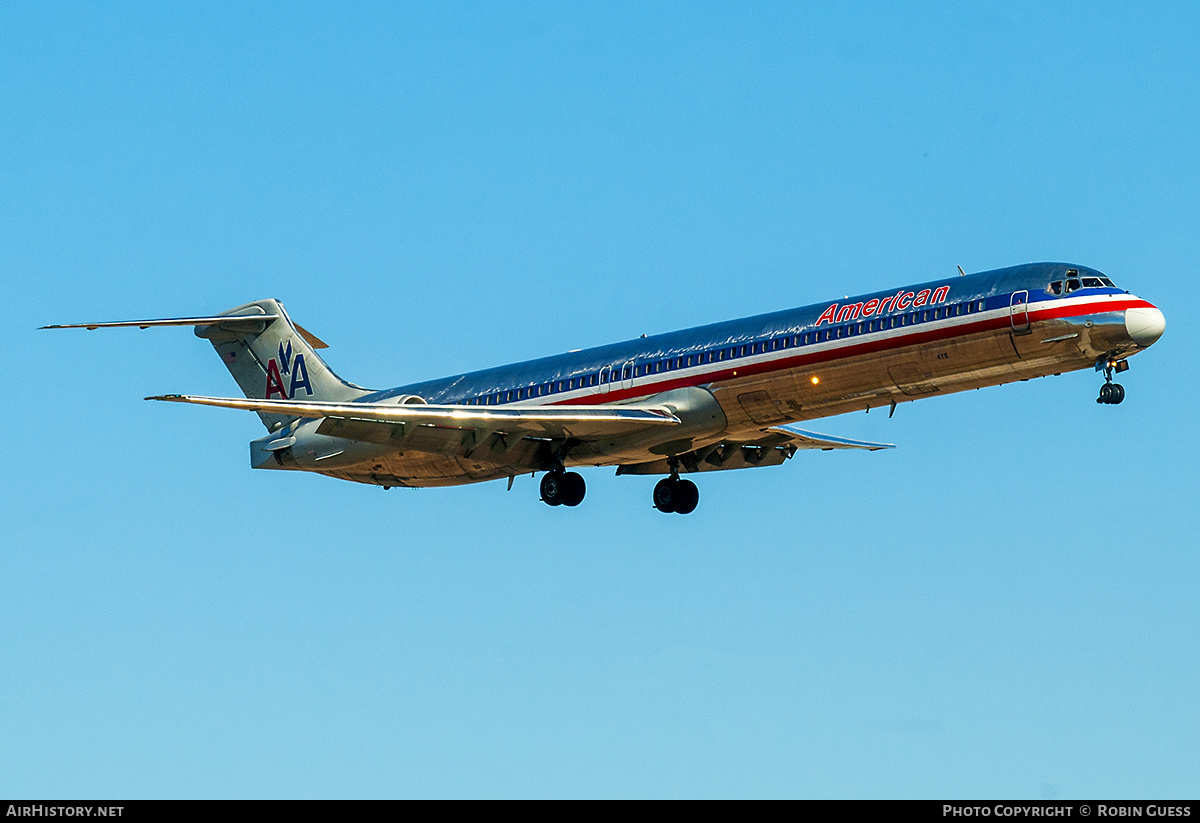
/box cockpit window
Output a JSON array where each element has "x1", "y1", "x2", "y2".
[
  {"x1": 1065, "y1": 278, "x2": 1082, "y2": 293},
  {"x1": 1083, "y1": 277, "x2": 1103, "y2": 288},
  {"x1": 1100, "y1": 277, "x2": 1115, "y2": 287},
  {"x1": 1048, "y1": 280, "x2": 1063, "y2": 295}
]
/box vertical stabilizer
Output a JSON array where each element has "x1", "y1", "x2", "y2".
[{"x1": 195, "y1": 299, "x2": 370, "y2": 430}]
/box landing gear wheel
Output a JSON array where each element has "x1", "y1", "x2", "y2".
[
  {"x1": 560, "y1": 471, "x2": 586, "y2": 507},
  {"x1": 653, "y1": 478, "x2": 677, "y2": 513},
  {"x1": 653, "y1": 477, "x2": 700, "y2": 514},
  {"x1": 1097, "y1": 381, "x2": 1126, "y2": 405},
  {"x1": 541, "y1": 471, "x2": 585, "y2": 507},
  {"x1": 540, "y1": 472, "x2": 565, "y2": 506},
  {"x1": 673, "y1": 479, "x2": 699, "y2": 515}
]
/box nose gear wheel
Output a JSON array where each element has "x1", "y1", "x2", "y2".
[{"x1": 1097, "y1": 358, "x2": 1127, "y2": 405}]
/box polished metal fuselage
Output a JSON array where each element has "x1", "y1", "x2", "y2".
[{"x1": 274, "y1": 263, "x2": 1161, "y2": 488}]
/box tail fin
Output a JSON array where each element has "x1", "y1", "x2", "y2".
[{"x1": 195, "y1": 299, "x2": 370, "y2": 430}]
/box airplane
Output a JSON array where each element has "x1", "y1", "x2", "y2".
[{"x1": 44, "y1": 262, "x2": 1164, "y2": 514}]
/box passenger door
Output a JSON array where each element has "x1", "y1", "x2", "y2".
[{"x1": 1010, "y1": 290, "x2": 1031, "y2": 334}]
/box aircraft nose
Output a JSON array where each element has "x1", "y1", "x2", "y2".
[{"x1": 1125, "y1": 306, "x2": 1165, "y2": 347}]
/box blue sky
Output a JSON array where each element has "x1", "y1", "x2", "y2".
[{"x1": 2, "y1": 2, "x2": 1197, "y2": 798}]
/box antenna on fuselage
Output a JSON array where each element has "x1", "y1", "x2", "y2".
[{"x1": 957, "y1": 265, "x2": 966, "y2": 277}]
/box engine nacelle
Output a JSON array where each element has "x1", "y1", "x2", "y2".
[{"x1": 251, "y1": 418, "x2": 396, "y2": 471}]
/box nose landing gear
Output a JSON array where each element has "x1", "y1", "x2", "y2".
[
  {"x1": 1096, "y1": 357, "x2": 1129, "y2": 405},
  {"x1": 1098, "y1": 382, "x2": 1125, "y2": 405}
]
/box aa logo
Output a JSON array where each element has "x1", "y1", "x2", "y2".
[{"x1": 265, "y1": 340, "x2": 312, "y2": 399}]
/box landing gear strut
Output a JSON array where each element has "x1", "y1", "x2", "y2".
[
  {"x1": 653, "y1": 474, "x2": 699, "y2": 515},
  {"x1": 1097, "y1": 357, "x2": 1128, "y2": 405},
  {"x1": 540, "y1": 470, "x2": 586, "y2": 507}
]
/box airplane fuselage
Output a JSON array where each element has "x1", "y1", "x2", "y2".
[{"x1": 271, "y1": 262, "x2": 1163, "y2": 489}]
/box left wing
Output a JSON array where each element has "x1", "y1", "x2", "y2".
[
  {"x1": 615, "y1": 424, "x2": 894, "y2": 475},
  {"x1": 146, "y1": 394, "x2": 680, "y2": 442}
]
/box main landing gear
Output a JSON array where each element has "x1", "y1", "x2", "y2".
[
  {"x1": 1097, "y1": 357, "x2": 1129, "y2": 405},
  {"x1": 653, "y1": 475, "x2": 699, "y2": 515},
  {"x1": 540, "y1": 470, "x2": 586, "y2": 507}
]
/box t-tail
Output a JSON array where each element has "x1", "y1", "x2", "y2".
[{"x1": 43, "y1": 298, "x2": 370, "y2": 430}]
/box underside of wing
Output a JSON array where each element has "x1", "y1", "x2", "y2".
[{"x1": 615, "y1": 424, "x2": 894, "y2": 475}]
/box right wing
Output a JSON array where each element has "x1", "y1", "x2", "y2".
[{"x1": 615, "y1": 424, "x2": 894, "y2": 475}]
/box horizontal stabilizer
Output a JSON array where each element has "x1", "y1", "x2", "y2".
[
  {"x1": 41, "y1": 314, "x2": 280, "y2": 331},
  {"x1": 43, "y1": 311, "x2": 330, "y2": 349}
]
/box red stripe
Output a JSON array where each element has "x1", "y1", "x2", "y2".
[{"x1": 549, "y1": 296, "x2": 1153, "y2": 406}]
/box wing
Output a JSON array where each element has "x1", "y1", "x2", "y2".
[
  {"x1": 146, "y1": 394, "x2": 680, "y2": 444},
  {"x1": 615, "y1": 424, "x2": 894, "y2": 475}
]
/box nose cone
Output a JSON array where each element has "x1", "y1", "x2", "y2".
[{"x1": 1125, "y1": 306, "x2": 1165, "y2": 347}]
